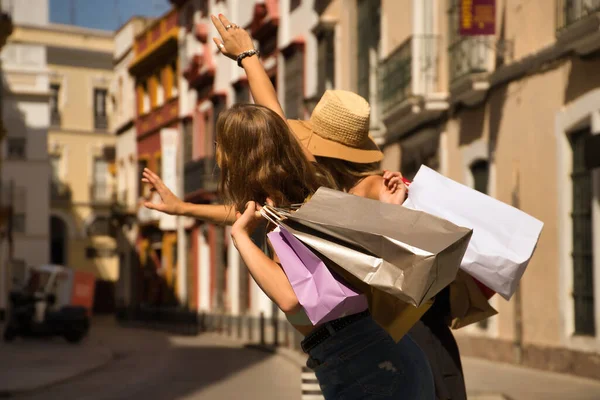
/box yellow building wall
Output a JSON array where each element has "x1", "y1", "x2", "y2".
[
  {"x1": 28, "y1": 23, "x2": 119, "y2": 283},
  {"x1": 48, "y1": 64, "x2": 113, "y2": 133},
  {"x1": 11, "y1": 25, "x2": 113, "y2": 53},
  {"x1": 446, "y1": 57, "x2": 600, "y2": 347}
]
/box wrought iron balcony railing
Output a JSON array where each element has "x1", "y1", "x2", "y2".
[
  {"x1": 50, "y1": 181, "x2": 72, "y2": 203},
  {"x1": 379, "y1": 35, "x2": 440, "y2": 117},
  {"x1": 50, "y1": 111, "x2": 61, "y2": 128},
  {"x1": 90, "y1": 183, "x2": 115, "y2": 204},
  {"x1": 557, "y1": 0, "x2": 600, "y2": 31},
  {"x1": 184, "y1": 156, "x2": 219, "y2": 195},
  {"x1": 448, "y1": 36, "x2": 495, "y2": 84},
  {"x1": 95, "y1": 115, "x2": 108, "y2": 131}
]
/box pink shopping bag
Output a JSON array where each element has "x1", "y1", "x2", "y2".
[{"x1": 268, "y1": 226, "x2": 368, "y2": 325}]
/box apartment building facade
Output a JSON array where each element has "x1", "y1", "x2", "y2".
[
  {"x1": 112, "y1": 16, "x2": 152, "y2": 314},
  {"x1": 130, "y1": 8, "x2": 181, "y2": 310},
  {"x1": 372, "y1": 0, "x2": 600, "y2": 379},
  {"x1": 22, "y1": 22, "x2": 118, "y2": 312},
  {"x1": 0, "y1": 0, "x2": 51, "y2": 284},
  {"x1": 162, "y1": 0, "x2": 600, "y2": 379}
]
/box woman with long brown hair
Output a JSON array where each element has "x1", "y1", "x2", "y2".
[
  {"x1": 212, "y1": 105, "x2": 435, "y2": 400},
  {"x1": 144, "y1": 15, "x2": 434, "y2": 399}
]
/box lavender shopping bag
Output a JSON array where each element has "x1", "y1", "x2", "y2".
[{"x1": 267, "y1": 226, "x2": 368, "y2": 325}]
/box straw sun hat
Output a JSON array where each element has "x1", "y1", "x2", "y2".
[{"x1": 287, "y1": 90, "x2": 383, "y2": 164}]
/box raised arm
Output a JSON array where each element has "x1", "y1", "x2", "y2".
[
  {"x1": 230, "y1": 201, "x2": 300, "y2": 314},
  {"x1": 142, "y1": 168, "x2": 236, "y2": 225},
  {"x1": 211, "y1": 14, "x2": 316, "y2": 162},
  {"x1": 211, "y1": 14, "x2": 283, "y2": 120}
]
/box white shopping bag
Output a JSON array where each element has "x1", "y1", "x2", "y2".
[{"x1": 403, "y1": 166, "x2": 544, "y2": 300}]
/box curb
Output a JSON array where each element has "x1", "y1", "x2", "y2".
[
  {"x1": 468, "y1": 394, "x2": 512, "y2": 400},
  {"x1": 0, "y1": 345, "x2": 114, "y2": 398}
]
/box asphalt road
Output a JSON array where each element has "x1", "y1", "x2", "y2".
[{"x1": 14, "y1": 321, "x2": 301, "y2": 400}]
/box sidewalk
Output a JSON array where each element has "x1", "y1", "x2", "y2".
[
  {"x1": 0, "y1": 322, "x2": 113, "y2": 396},
  {"x1": 463, "y1": 356, "x2": 600, "y2": 400}
]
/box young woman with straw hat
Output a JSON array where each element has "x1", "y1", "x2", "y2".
[
  {"x1": 210, "y1": 14, "x2": 466, "y2": 400},
  {"x1": 145, "y1": 14, "x2": 433, "y2": 399}
]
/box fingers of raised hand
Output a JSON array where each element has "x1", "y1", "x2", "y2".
[
  {"x1": 211, "y1": 14, "x2": 227, "y2": 37},
  {"x1": 218, "y1": 14, "x2": 234, "y2": 30},
  {"x1": 213, "y1": 37, "x2": 225, "y2": 52}
]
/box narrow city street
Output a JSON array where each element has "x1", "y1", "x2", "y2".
[{"x1": 7, "y1": 318, "x2": 300, "y2": 400}]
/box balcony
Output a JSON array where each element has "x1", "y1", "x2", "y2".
[
  {"x1": 448, "y1": 36, "x2": 495, "y2": 106},
  {"x1": 50, "y1": 181, "x2": 72, "y2": 204},
  {"x1": 184, "y1": 156, "x2": 219, "y2": 198},
  {"x1": 136, "y1": 97, "x2": 179, "y2": 138},
  {"x1": 556, "y1": 0, "x2": 600, "y2": 55},
  {"x1": 95, "y1": 115, "x2": 108, "y2": 131},
  {"x1": 378, "y1": 35, "x2": 447, "y2": 139},
  {"x1": 90, "y1": 183, "x2": 116, "y2": 205},
  {"x1": 129, "y1": 9, "x2": 178, "y2": 76},
  {"x1": 50, "y1": 111, "x2": 61, "y2": 128}
]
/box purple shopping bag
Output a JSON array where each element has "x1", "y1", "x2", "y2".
[{"x1": 268, "y1": 226, "x2": 368, "y2": 325}]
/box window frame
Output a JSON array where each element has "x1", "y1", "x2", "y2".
[
  {"x1": 6, "y1": 137, "x2": 26, "y2": 160},
  {"x1": 555, "y1": 90, "x2": 600, "y2": 352},
  {"x1": 93, "y1": 88, "x2": 108, "y2": 130},
  {"x1": 283, "y1": 43, "x2": 305, "y2": 120}
]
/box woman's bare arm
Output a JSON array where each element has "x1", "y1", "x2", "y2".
[
  {"x1": 231, "y1": 202, "x2": 301, "y2": 314},
  {"x1": 211, "y1": 14, "x2": 316, "y2": 162},
  {"x1": 142, "y1": 168, "x2": 236, "y2": 225}
]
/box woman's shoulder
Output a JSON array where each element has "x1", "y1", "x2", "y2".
[{"x1": 350, "y1": 174, "x2": 383, "y2": 200}]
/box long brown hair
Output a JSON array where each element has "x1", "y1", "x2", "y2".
[
  {"x1": 314, "y1": 156, "x2": 381, "y2": 192},
  {"x1": 216, "y1": 104, "x2": 333, "y2": 211}
]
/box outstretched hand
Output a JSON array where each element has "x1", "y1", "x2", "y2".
[
  {"x1": 211, "y1": 14, "x2": 255, "y2": 60},
  {"x1": 141, "y1": 168, "x2": 184, "y2": 215}
]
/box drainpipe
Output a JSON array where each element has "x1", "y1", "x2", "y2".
[{"x1": 512, "y1": 163, "x2": 523, "y2": 364}]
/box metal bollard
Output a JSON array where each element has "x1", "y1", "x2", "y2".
[
  {"x1": 259, "y1": 312, "x2": 265, "y2": 346},
  {"x1": 284, "y1": 322, "x2": 290, "y2": 347},
  {"x1": 272, "y1": 314, "x2": 279, "y2": 347},
  {"x1": 247, "y1": 315, "x2": 253, "y2": 342},
  {"x1": 301, "y1": 366, "x2": 324, "y2": 400},
  {"x1": 237, "y1": 315, "x2": 243, "y2": 339}
]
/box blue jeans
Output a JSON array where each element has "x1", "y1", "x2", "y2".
[{"x1": 306, "y1": 316, "x2": 435, "y2": 399}]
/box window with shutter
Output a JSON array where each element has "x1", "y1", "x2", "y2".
[
  {"x1": 570, "y1": 128, "x2": 595, "y2": 336},
  {"x1": 284, "y1": 47, "x2": 304, "y2": 120}
]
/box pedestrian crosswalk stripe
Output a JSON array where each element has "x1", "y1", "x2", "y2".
[
  {"x1": 301, "y1": 383, "x2": 322, "y2": 391},
  {"x1": 301, "y1": 395, "x2": 325, "y2": 400}
]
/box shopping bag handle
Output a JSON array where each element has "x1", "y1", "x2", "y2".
[{"x1": 260, "y1": 205, "x2": 285, "y2": 226}]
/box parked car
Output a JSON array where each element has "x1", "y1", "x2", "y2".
[{"x1": 3, "y1": 265, "x2": 95, "y2": 343}]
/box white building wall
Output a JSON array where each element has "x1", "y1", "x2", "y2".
[
  {"x1": 116, "y1": 127, "x2": 137, "y2": 210},
  {"x1": 1, "y1": 0, "x2": 50, "y2": 272},
  {"x1": 287, "y1": 0, "x2": 319, "y2": 99},
  {"x1": 1, "y1": 0, "x2": 48, "y2": 26}
]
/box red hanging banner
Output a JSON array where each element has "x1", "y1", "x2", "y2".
[{"x1": 459, "y1": 0, "x2": 496, "y2": 36}]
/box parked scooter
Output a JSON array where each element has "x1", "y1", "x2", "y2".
[{"x1": 3, "y1": 265, "x2": 91, "y2": 343}]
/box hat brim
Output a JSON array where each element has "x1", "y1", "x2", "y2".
[{"x1": 287, "y1": 119, "x2": 383, "y2": 164}]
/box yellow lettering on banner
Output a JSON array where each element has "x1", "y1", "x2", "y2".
[
  {"x1": 462, "y1": 0, "x2": 473, "y2": 29},
  {"x1": 474, "y1": 5, "x2": 494, "y2": 29}
]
